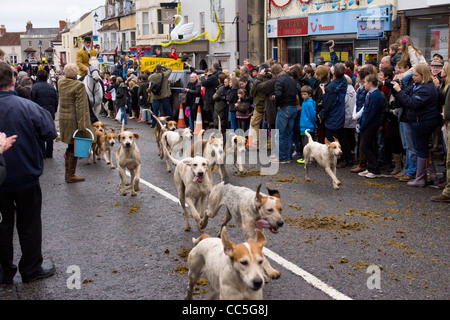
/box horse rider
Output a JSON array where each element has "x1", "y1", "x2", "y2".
[
  {"x1": 76, "y1": 36, "x2": 106, "y2": 120},
  {"x1": 76, "y1": 37, "x2": 98, "y2": 82}
]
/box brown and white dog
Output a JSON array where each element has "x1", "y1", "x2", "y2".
[
  {"x1": 87, "y1": 121, "x2": 107, "y2": 165},
  {"x1": 148, "y1": 110, "x2": 178, "y2": 159},
  {"x1": 303, "y1": 129, "x2": 343, "y2": 190},
  {"x1": 191, "y1": 123, "x2": 225, "y2": 175},
  {"x1": 224, "y1": 133, "x2": 247, "y2": 173},
  {"x1": 161, "y1": 128, "x2": 193, "y2": 173},
  {"x1": 185, "y1": 227, "x2": 266, "y2": 300},
  {"x1": 116, "y1": 121, "x2": 141, "y2": 196},
  {"x1": 206, "y1": 164, "x2": 284, "y2": 280},
  {"x1": 98, "y1": 129, "x2": 116, "y2": 169},
  {"x1": 162, "y1": 141, "x2": 212, "y2": 232}
]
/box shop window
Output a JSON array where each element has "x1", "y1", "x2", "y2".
[
  {"x1": 410, "y1": 15, "x2": 449, "y2": 61},
  {"x1": 314, "y1": 41, "x2": 353, "y2": 64},
  {"x1": 287, "y1": 37, "x2": 302, "y2": 65}
]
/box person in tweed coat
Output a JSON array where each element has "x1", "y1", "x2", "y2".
[{"x1": 58, "y1": 63, "x2": 93, "y2": 183}]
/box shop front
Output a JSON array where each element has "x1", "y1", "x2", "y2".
[
  {"x1": 267, "y1": 16, "x2": 308, "y2": 65},
  {"x1": 405, "y1": 5, "x2": 449, "y2": 61},
  {"x1": 308, "y1": 5, "x2": 392, "y2": 65}
]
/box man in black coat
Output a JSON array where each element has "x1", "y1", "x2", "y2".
[
  {"x1": 31, "y1": 70, "x2": 58, "y2": 158},
  {"x1": 185, "y1": 72, "x2": 202, "y2": 131},
  {"x1": 201, "y1": 62, "x2": 222, "y2": 128},
  {"x1": 0, "y1": 62, "x2": 57, "y2": 285}
]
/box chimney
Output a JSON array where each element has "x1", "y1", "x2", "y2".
[
  {"x1": 0, "y1": 25, "x2": 5, "y2": 36},
  {"x1": 26, "y1": 21, "x2": 33, "y2": 32},
  {"x1": 59, "y1": 20, "x2": 66, "y2": 31}
]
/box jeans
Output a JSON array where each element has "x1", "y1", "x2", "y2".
[
  {"x1": 399, "y1": 122, "x2": 417, "y2": 177},
  {"x1": 229, "y1": 111, "x2": 238, "y2": 131},
  {"x1": 275, "y1": 105, "x2": 297, "y2": 161},
  {"x1": 140, "y1": 107, "x2": 150, "y2": 122},
  {"x1": 152, "y1": 97, "x2": 173, "y2": 126},
  {"x1": 120, "y1": 106, "x2": 127, "y2": 125},
  {"x1": 411, "y1": 119, "x2": 439, "y2": 159}
]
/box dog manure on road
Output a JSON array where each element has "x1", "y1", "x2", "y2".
[
  {"x1": 285, "y1": 215, "x2": 366, "y2": 231},
  {"x1": 128, "y1": 204, "x2": 140, "y2": 215}
]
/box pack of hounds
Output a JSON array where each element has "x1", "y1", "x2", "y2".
[{"x1": 86, "y1": 112, "x2": 344, "y2": 300}]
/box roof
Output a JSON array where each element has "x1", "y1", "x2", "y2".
[
  {"x1": 23, "y1": 27, "x2": 60, "y2": 37},
  {"x1": 0, "y1": 32, "x2": 24, "y2": 46},
  {"x1": 98, "y1": 23, "x2": 119, "y2": 33}
]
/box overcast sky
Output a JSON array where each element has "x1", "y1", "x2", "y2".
[{"x1": 0, "y1": 0, "x2": 105, "y2": 32}]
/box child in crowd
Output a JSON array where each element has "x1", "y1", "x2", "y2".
[
  {"x1": 235, "y1": 89, "x2": 250, "y2": 132},
  {"x1": 298, "y1": 86, "x2": 317, "y2": 164},
  {"x1": 358, "y1": 74, "x2": 384, "y2": 179},
  {"x1": 115, "y1": 77, "x2": 129, "y2": 125}
]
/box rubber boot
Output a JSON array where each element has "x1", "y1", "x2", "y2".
[
  {"x1": 390, "y1": 153, "x2": 403, "y2": 175},
  {"x1": 407, "y1": 157, "x2": 427, "y2": 188},
  {"x1": 425, "y1": 157, "x2": 439, "y2": 186},
  {"x1": 65, "y1": 152, "x2": 85, "y2": 183}
]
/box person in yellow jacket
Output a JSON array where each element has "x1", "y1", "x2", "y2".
[{"x1": 76, "y1": 37, "x2": 98, "y2": 81}]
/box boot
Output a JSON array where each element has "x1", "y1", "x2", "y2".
[
  {"x1": 65, "y1": 152, "x2": 85, "y2": 183},
  {"x1": 390, "y1": 154, "x2": 403, "y2": 175},
  {"x1": 425, "y1": 157, "x2": 439, "y2": 186},
  {"x1": 407, "y1": 158, "x2": 427, "y2": 188}
]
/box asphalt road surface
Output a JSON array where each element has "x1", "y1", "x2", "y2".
[{"x1": 1, "y1": 115, "x2": 448, "y2": 304}]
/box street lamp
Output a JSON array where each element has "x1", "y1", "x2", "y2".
[{"x1": 94, "y1": 12, "x2": 99, "y2": 22}]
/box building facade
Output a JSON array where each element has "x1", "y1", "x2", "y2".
[
  {"x1": 267, "y1": 0, "x2": 396, "y2": 65},
  {"x1": 0, "y1": 25, "x2": 24, "y2": 65},
  {"x1": 20, "y1": 21, "x2": 61, "y2": 63},
  {"x1": 99, "y1": 0, "x2": 137, "y2": 65},
  {"x1": 394, "y1": 0, "x2": 449, "y2": 61}
]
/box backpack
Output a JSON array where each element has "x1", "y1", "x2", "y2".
[{"x1": 151, "y1": 73, "x2": 164, "y2": 96}]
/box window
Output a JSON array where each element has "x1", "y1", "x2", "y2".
[
  {"x1": 199, "y1": 12, "x2": 205, "y2": 34},
  {"x1": 142, "y1": 12, "x2": 149, "y2": 36},
  {"x1": 28, "y1": 41, "x2": 32, "y2": 47},
  {"x1": 287, "y1": 37, "x2": 302, "y2": 65},
  {"x1": 157, "y1": 9, "x2": 164, "y2": 35},
  {"x1": 150, "y1": 9, "x2": 156, "y2": 35},
  {"x1": 410, "y1": 15, "x2": 449, "y2": 61}
]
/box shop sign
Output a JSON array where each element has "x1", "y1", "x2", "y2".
[
  {"x1": 267, "y1": 19, "x2": 278, "y2": 39},
  {"x1": 308, "y1": 5, "x2": 392, "y2": 36},
  {"x1": 278, "y1": 17, "x2": 308, "y2": 37},
  {"x1": 357, "y1": 20, "x2": 384, "y2": 39}
]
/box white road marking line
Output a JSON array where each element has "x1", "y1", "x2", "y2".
[
  {"x1": 127, "y1": 172, "x2": 352, "y2": 300},
  {"x1": 262, "y1": 248, "x2": 352, "y2": 300}
]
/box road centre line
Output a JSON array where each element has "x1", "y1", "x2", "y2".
[{"x1": 127, "y1": 172, "x2": 353, "y2": 300}]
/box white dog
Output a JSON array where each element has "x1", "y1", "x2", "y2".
[{"x1": 303, "y1": 129, "x2": 343, "y2": 190}]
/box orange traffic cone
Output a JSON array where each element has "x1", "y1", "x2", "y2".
[
  {"x1": 194, "y1": 105, "x2": 203, "y2": 135},
  {"x1": 177, "y1": 103, "x2": 188, "y2": 128},
  {"x1": 247, "y1": 116, "x2": 253, "y2": 147}
]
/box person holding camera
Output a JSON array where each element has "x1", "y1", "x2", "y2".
[{"x1": 392, "y1": 64, "x2": 441, "y2": 187}]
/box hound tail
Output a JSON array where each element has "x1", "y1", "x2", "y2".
[
  {"x1": 305, "y1": 129, "x2": 313, "y2": 144},
  {"x1": 121, "y1": 119, "x2": 125, "y2": 133},
  {"x1": 161, "y1": 138, "x2": 181, "y2": 166}
]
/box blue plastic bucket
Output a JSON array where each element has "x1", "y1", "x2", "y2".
[{"x1": 73, "y1": 129, "x2": 94, "y2": 158}]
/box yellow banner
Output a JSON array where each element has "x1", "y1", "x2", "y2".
[
  {"x1": 140, "y1": 57, "x2": 184, "y2": 72},
  {"x1": 319, "y1": 52, "x2": 349, "y2": 62}
]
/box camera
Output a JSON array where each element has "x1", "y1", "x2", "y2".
[{"x1": 384, "y1": 79, "x2": 400, "y2": 88}]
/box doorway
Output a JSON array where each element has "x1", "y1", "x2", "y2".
[{"x1": 355, "y1": 50, "x2": 378, "y2": 66}]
